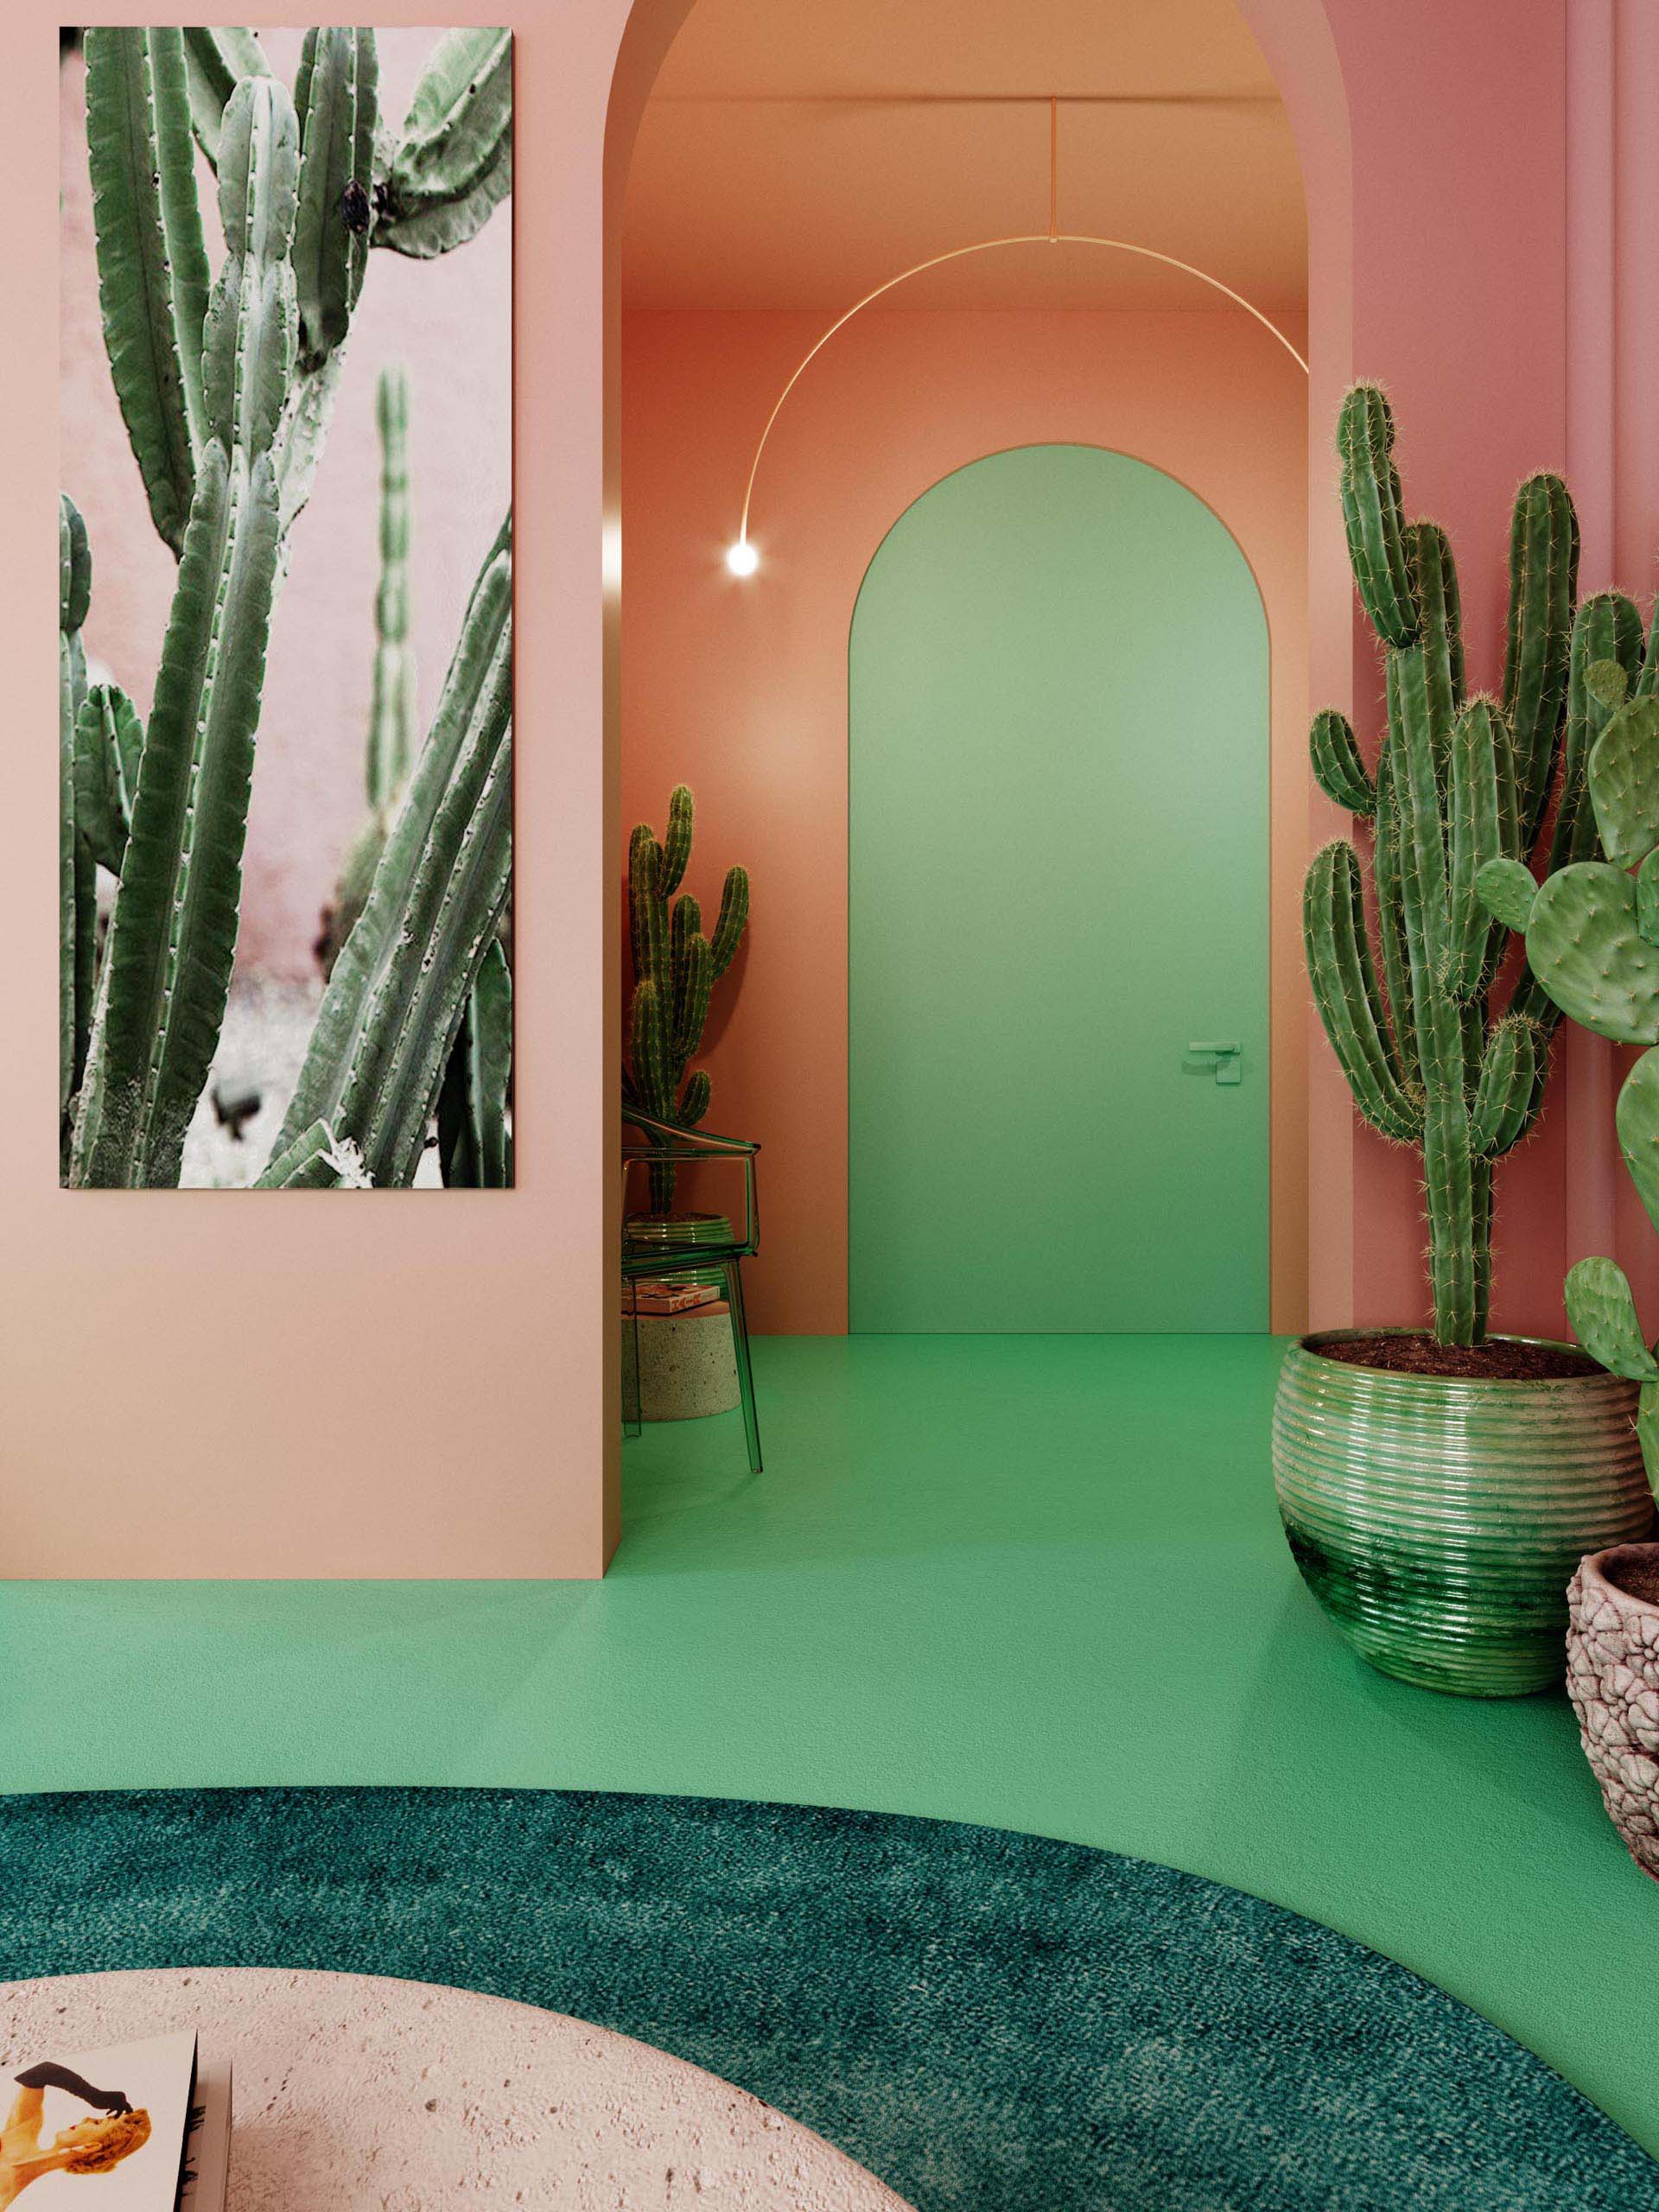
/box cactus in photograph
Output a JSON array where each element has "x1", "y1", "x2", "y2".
[
  {"x1": 252, "y1": 1117, "x2": 372, "y2": 1190},
  {"x1": 438, "y1": 939, "x2": 513, "y2": 1186},
  {"x1": 85, "y1": 28, "x2": 212, "y2": 555},
  {"x1": 623, "y1": 786, "x2": 749, "y2": 1211},
  {"x1": 1306, "y1": 385, "x2": 1590, "y2": 1344},
  {"x1": 291, "y1": 27, "x2": 378, "y2": 371},
  {"x1": 375, "y1": 29, "x2": 512, "y2": 260},
  {"x1": 367, "y1": 363, "x2": 417, "y2": 804},
  {"x1": 180, "y1": 25, "x2": 512, "y2": 266},
  {"x1": 275, "y1": 523, "x2": 513, "y2": 1189},
  {"x1": 73, "y1": 683, "x2": 143, "y2": 880},
  {"x1": 317, "y1": 362, "x2": 419, "y2": 976},
  {"x1": 58, "y1": 496, "x2": 95, "y2": 1162},
  {"x1": 63, "y1": 29, "x2": 514, "y2": 1188},
  {"x1": 180, "y1": 28, "x2": 271, "y2": 167},
  {"x1": 149, "y1": 27, "x2": 507, "y2": 546},
  {"x1": 70, "y1": 75, "x2": 300, "y2": 1187}
]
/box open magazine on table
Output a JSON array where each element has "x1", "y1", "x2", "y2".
[{"x1": 0, "y1": 2030, "x2": 230, "y2": 2210}]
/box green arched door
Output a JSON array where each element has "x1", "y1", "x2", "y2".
[{"x1": 849, "y1": 444, "x2": 1269, "y2": 1332}]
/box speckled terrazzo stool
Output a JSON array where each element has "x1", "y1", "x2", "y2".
[
  {"x1": 1567, "y1": 1544, "x2": 1659, "y2": 1880},
  {"x1": 623, "y1": 1306, "x2": 741, "y2": 1420}
]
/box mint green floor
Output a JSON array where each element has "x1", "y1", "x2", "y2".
[{"x1": 3, "y1": 1335, "x2": 1656, "y2": 2155}]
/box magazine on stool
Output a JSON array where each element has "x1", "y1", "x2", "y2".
[{"x1": 1, "y1": 2030, "x2": 230, "y2": 2210}]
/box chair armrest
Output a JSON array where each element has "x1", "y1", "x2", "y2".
[
  {"x1": 621, "y1": 1106, "x2": 759, "y2": 1157},
  {"x1": 620, "y1": 1107, "x2": 760, "y2": 1255}
]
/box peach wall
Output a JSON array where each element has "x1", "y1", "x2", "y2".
[
  {"x1": 3, "y1": 9, "x2": 620, "y2": 1579},
  {"x1": 621, "y1": 307, "x2": 1309, "y2": 1333}
]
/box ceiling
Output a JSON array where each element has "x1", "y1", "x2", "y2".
[{"x1": 621, "y1": 0, "x2": 1307, "y2": 313}]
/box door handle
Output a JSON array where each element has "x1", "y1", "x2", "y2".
[{"x1": 1187, "y1": 1040, "x2": 1243, "y2": 1086}]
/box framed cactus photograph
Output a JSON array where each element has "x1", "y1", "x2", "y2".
[{"x1": 58, "y1": 28, "x2": 514, "y2": 1188}]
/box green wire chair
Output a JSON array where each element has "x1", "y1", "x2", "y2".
[{"x1": 620, "y1": 1106, "x2": 762, "y2": 1475}]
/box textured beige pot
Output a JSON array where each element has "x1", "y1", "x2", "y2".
[
  {"x1": 1567, "y1": 1543, "x2": 1659, "y2": 1880},
  {"x1": 623, "y1": 1306, "x2": 740, "y2": 1421},
  {"x1": 1274, "y1": 1332, "x2": 1653, "y2": 1696}
]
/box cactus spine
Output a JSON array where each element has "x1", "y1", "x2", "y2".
[
  {"x1": 1306, "y1": 386, "x2": 1586, "y2": 1344},
  {"x1": 623, "y1": 787, "x2": 749, "y2": 1211}
]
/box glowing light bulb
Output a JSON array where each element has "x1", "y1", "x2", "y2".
[{"x1": 726, "y1": 537, "x2": 760, "y2": 578}]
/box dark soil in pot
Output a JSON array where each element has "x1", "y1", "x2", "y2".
[{"x1": 1310, "y1": 1333, "x2": 1599, "y2": 1382}]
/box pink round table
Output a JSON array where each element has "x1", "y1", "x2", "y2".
[{"x1": 2, "y1": 1967, "x2": 914, "y2": 2209}]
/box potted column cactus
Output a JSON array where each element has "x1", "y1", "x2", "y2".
[
  {"x1": 621, "y1": 786, "x2": 749, "y2": 1419},
  {"x1": 1473, "y1": 626, "x2": 1659, "y2": 1859},
  {"x1": 1274, "y1": 385, "x2": 1653, "y2": 1695}
]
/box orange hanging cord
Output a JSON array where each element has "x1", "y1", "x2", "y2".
[{"x1": 730, "y1": 98, "x2": 1309, "y2": 556}]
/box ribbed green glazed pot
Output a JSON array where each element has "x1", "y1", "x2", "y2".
[{"x1": 1274, "y1": 1332, "x2": 1655, "y2": 1696}]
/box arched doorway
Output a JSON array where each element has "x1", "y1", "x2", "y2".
[
  {"x1": 611, "y1": 0, "x2": 1336, "y2": 1345},
  {"x1": 849, "y1": 444, "x2": 1269, "y2": 1332}
]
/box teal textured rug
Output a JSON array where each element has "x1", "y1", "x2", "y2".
[{"x1": 0, "y1": 1788, "x2": 1650, "y2": 2209}]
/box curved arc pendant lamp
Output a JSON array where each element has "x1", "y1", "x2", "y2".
[{"x1": 727, "y1": 99, "x2": 1310, "y2": 575}]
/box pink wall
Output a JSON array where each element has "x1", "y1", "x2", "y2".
[
  {"x1": 1329, "y1": 0, "x2": 1577, "y2": 1339},
  {"x1": 621, "y1": 307, "x2": 1309, "y2": 1333},
  {"x1": 1586, "y1": 0, "x2": 1659, "y2": 1322}
]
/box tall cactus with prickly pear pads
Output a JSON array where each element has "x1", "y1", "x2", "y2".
[
  {"x1": 623, "y1": 785, "x2": 749, "y2": 1211},
  {"x1": 1522, "y1": 626, "x2": 1659, "y2": 1878},
  {"x1": 1486, "y1": 611, "x2": 1659, "y2": 1471},
  {"x1": 70, "y1": 74, "x2": 300, "y2": 1187},
  {"x1": 274, "y1": 520, "x2": 513, "y2": 1189},
  {"x1": 1306, "y1": 385, "x2": 1590, "y2": 1344}
]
